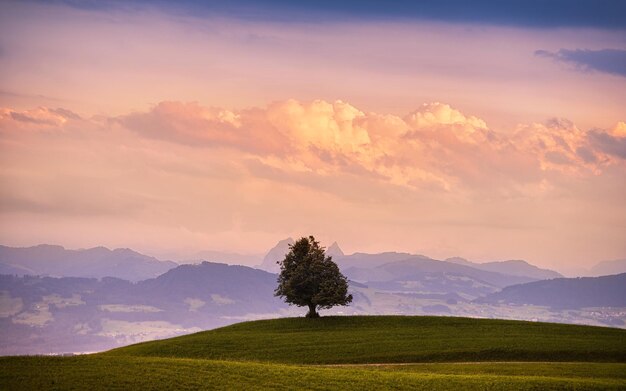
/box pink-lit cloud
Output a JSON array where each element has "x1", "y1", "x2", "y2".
[
  {"x1": 117, "y1": 100, "x2": 625, "y2": 194},
  {"x1": 2, "y1": 1, "x2": 626, "y2": 133},
  {"x1": 2, "y1": 99, "x2": 624, "y2": 272},
  {"x1": 0, "y1": 107, "x2": 79, "y2": 129}
]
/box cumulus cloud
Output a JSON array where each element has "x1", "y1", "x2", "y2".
[
  {"x1": 2, "y1": 99, "x2": 624, "y2": 195},
  {"x1": 113, "y1": 99, "x2": 625, "y2": 194},
  {"x1": 118, "y1": 101, "x2": 289, "y2": 155},
  {"x1": 587, "y1": 122, "x2": 626, "y2": 159},
  {"x1": 1, "y1": 99, "x2": 625, "y2": 265},
  {"x1": 0, "y1": 107, "x2": 80, "y2": 129},
  {"x1": 512, "y1": 118, "x2": 599, "y2": 172},
  {"x1": 266, "y1": 99, "x2": 371, "y2": 154},
  {"x1": 405, "y1": 102, "x2": 487, "y2": 131},
  {"x1": 535, "y1": 48, "x2": 626, "y2": 77}
]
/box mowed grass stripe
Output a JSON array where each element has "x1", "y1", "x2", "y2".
[
  {"x1": 106, "y1": 316, "x2": 626, "y2": 364},
  {"x1": 324, "y1": 362, "x2": 626, "y2": 379},
  {"x1": 1, "y1": 356, "x2": 625, "y2": 391}
]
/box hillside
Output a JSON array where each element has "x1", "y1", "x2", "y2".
[
  {"x1": 2, "y1": 316, "x2": 625, "y2": 390},
  {"x1": 138, "y1": 262, "x2": 281, "y2": 313},
  {"x1": 335, "y1": 251, "x2": 422, "y2": 269},
  {"x1": 3, "y1": 356, "x2": 624, "y2": 390},
  {"x1": 446, "y1": 257, "x2": 562, "y2": 280},
  {"x1": 341, "y1": 257, "x2": 537, "y2": 299},
  {"x1": 477, "y1": 273, "x2": 626, "y2": 309},
  {"x1": 107, "y1": 316, "x2": 626, "y2": 364},
  {"x1": 0, "y1": 262, "x2": 287, "y2": 355},
  {"x1": 3, "y1": 260, "x2": 626, "y2": 356},
  {"x1": 1, "y1": 242, "x2": 623, "y2": 356}
]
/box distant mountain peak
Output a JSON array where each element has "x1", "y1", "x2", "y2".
[
  {"x1": 498, "y1": 259, "x2": 530, "y2": 266},
  {"x1": 445, "y1": 257, "x2": 473, "y2": 266},
  {"x1": 590, "y1": 258, "x2": 626, "y2": 277},
  {"x1": 257, "y1": 238, "x2": 295, "y2": 273},
  {"x1": 326, "y1": 242, "x2": 344, "y2": 258},
  {"x1": 277, "y1": 237, "x2": 295, "y2": 245},
  {"x1": 33, "y1": 244, "x2": 65, "y2": 250},
  {"x1": 445, "y1": 256, "x2": 562, "y2": 280}
]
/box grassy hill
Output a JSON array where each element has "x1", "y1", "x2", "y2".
[
  {"x1": 2, "y1": 316, "x2": 626, "y2": 390},
  {"x1": 106, "y1": 316, "x2": 626, "y2": 364}
]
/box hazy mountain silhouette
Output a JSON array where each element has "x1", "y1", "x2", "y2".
[
  {"x1": 0, "y1": 245, "x2": 177, "y2": 282},
  {"x1": 0, "y1": 262, "x2": 286, "y2": 355},
  {"x1": 446, "y1": 257, "x2": 562, "y2": 280},
  {"x1": 477, "y1": 273, "x2": 626, "y2": 309},
  {"x1": 589, "y1": 259, "x2": 626, "y2": 276},
  {"x1": 334, "y1": 252, "x2": 419, "y2": 269},
  {"x1": 258, "y1": 238, "x2": 294, "y2": 273},
  {"x1": 138, "y1": 262, "x2": 283, "y2": 315},
  {"x1": 326, "y1": 242, "x2": 344, "y2": 258},
  {"x1": 374, "y1": 258, "x2": 535, "y2": 287},
  {"x1": 341, "y1": 257, "x2": 537, "y2": 298},
  {"x1": 185, "y1": 250, "x2": 262, "y2": 266},
  {"x1": 2, "y1": 242, "x2": 624, "y2": 355}
]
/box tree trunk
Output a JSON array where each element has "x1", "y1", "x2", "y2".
[{"x1": 306, "y1": 303, "x2": 319, "y2": 318}]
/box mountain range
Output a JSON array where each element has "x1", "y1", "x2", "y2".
[
  {"x1": 445, "y1": 257, "x2": 562, "y2": 280},
  {"x1": 0, "y1": 245, "x2": 176, "y2": 282},
  {"x1": 341, "y1": 257, "x2": 538, "y2": 299},
  {"x1": 1, "y1": 240, "x2": 625, "y2": 355},
  {"x1": 0, "y1": 261, "x2": 286, "y2": 355},
  {"x1": 477, "y1": 273, "x2": 626, "y2": 310},
  {"x1": 182, "y1": 250, "x2": 262, "y2": 266},
  {"x1": 589, "y1": 259, "x2": 626, "y2": 277}
]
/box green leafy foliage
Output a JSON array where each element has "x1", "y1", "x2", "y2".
[{"x1": 275, "y1": 236, "x2": 352, "y2": 317}]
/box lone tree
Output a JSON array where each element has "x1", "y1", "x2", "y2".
[{"x1": 275, "y1": 236, "x2": 352, "y2": 318}]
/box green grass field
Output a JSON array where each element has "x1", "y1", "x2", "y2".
[{"x1": 2, "y1": 316, "x2": 626, "y2": 390}]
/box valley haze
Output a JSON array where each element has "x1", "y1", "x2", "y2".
[{"x1": 1, "y1": 241, "x2": 625, "y2": 355}]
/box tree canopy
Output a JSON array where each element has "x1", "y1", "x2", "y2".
[{"x1": 275, "y1": 236, "x2": 352, "y2": 318}]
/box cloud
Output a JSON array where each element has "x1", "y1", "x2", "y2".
[
  {"x1": 114, "y1": 99, "x2": 626, "y2": 195},
  {"x1": 5, "y1": 100, "x2": 623, "y2": 195},
  {"x1": 3, "y1": 99, "x2": 625, "y2": 196},
  {"x1": 587, "y1": 122, "x2": 626, "y2": 159},
  {"x1": 512, "y1": 118, "x2": 600, "y2": 172},
  {"x1": 535, "y1": 48, "x2": 626, "y2": 77},
  {"x1": 1, "y1": 99, "x2": 625, "y2": 265},
  {"x1": 3, "y1": 1, "x2": 625, "y2": 133},
  {"x1": 0, "y1": 107, "x2": 79, "y2": 128},
  {"x1": 119, "y1": 101, "x2": 289, "y2": 155}
]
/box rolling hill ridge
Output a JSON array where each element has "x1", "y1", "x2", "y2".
[
  {"x1": 2, "y1": 316, "x2": 625, "y2": 390},
  {"x1": 0, "y1": 244, "x2": 176, "y2": 282}
]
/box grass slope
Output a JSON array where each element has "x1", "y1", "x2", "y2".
[
  {"x1": 2, "y1": 316, "x2": 626, "y2": 390},
  {"x1": 107, "y1": 316, "x2": 626, "y2": 364},
  {"x1": 1, "y1": 356, "x2": 626, "y2": 390}
]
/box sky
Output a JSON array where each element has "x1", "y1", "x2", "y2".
[{"x1": 0, "y1": 0, "x2": 625, "y2": 273}]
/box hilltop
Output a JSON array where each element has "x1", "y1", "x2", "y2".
[
  {"x1": 107, "y1": 316, "x2": 626, "y2": 364},
  {"x1": 2, "y1": 316, "x2": 625, "y2": 390},
  {"x1": 2, "y1": 254, "x2": 625, "y2": 356}
]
